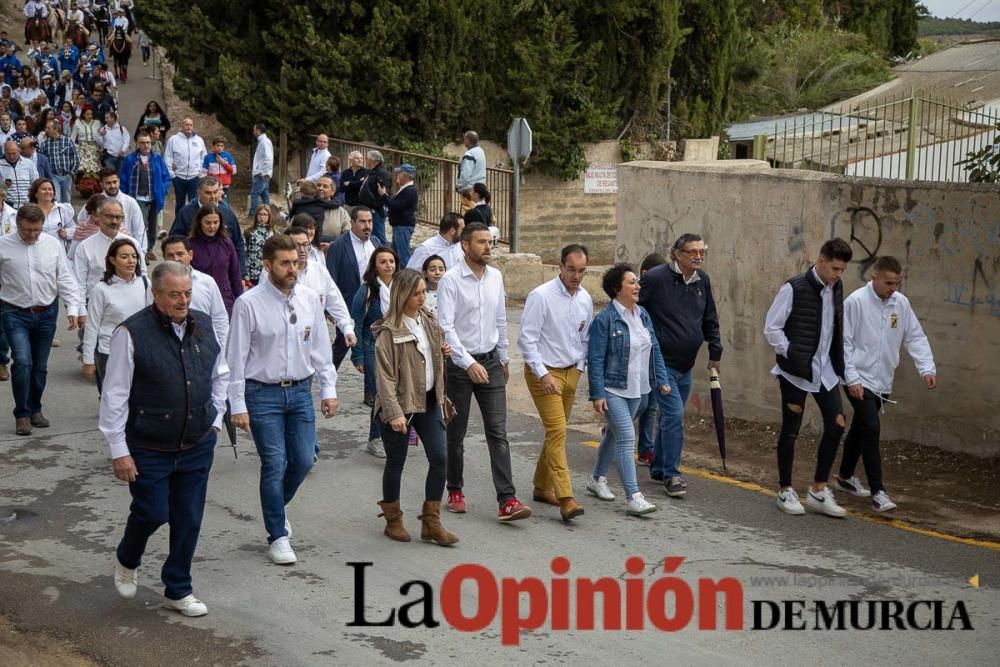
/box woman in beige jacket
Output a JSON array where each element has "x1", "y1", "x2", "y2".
[{"x1": 374, "y1": 269, "x2": 458, "y2": 546}]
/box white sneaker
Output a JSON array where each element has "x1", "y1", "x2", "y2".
[
  {"x1": 114, "y1": 560, "x2": 137, "y2": 598},
  {"x1": 163, "y1": 594, "x2": 208, "y2": 617},
  {"x1": 806, "y1": 486, "x2": 847, "y2": 518},
  {"x1": 586, "y1": 476, "x2": 615, "y2": 501},
  {"x1": 871, "y1": 490, "x2": 898, "y2": 512},
  {"x1": 626, "y1": 492, "x2": 657, "y2": 516},
  {"x1": 835, "y1": 475, "x2": 872, "y2": 497},
  {"x1": 284, "y1": 518, "x2": 293, "y2": 540},
  {"x1": 268, "y1": 536, "x2": 297, "y2": 565},
  {"x1": 366, "y1": 439, "x2": 386, "y2": 459},
  {"x1": 776, "y1": 488, "x2": 805, "y2": 515}
]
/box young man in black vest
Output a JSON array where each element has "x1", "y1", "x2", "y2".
[
  {"x1": 100, "y1": 261, "x2": 228, "y2": 616},
  {"x1": 764, "y1": 238, "x2": 853, "y2": 518}
]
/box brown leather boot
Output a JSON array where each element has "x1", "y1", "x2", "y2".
[
  {"x1": 15, "y1": 417, "x2": 31, "y2": 436},
  {"x1": 559, "y1": 497, "x2": 585, "y2": 522},
  {"x1": 532, "y1": 487, "x2": 559, "y2": 506},
  {"x1": 419, "y1": 501, "x2": 458, "y2": 546},
  {"x1": 377, "y1": 500, "x2": 411, "y2": 542}
]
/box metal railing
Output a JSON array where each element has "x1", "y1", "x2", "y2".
[
  {"x1": 317, "y1": 138, "x2": 514, "y2": 244},
  {"x1": 750, "y1": 92, "x2": 1000, "y2": 182}
]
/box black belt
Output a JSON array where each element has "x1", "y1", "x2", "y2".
[
  {"x1": 470, "y1": 348, "x2": 498, "y2": 363},
  {"x1": 0, "y1": 301, "x2": 53, "y2": 313},
  {"x1": 247, "y1": 376, "x2": 313, "y2": 388}
]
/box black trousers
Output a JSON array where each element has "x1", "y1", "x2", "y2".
[
  {"x1": 839, "y1": 387, "x2": 886, "y2": 494},
  {"x1": 776, "y1": 376, "x2": 844, "y2": 489},
  {"x1": 381, "y1": 391, "x2": 447, "y2": 503}
]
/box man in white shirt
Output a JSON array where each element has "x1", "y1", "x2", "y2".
[
  {"x1": 836, "y1": 255, "x2": 936, "y2": 513},
  {"x1": 97, "y1": 166, "x2": 147, "y2": 251},
  {"x1": 72, "y1": 198, "x2": 144, "y2": 298},
  {"x1": 437, "y1": 221, "x2": 531, "y2": 522},
  {"x1": 100, "y1": 261, "x2": 227, "y2": 618},
  {"x1": 286, "y1": 226, "x2": 356, "y2": 347},
  {"x1": 0, "y1": 183, "x2": 11, "y2": 380},
  {"x1": 227, "y1": 234, "x2": 338, "y2": 565},
  {"x1": 98, "y1": 110, "x2": 131, "y2": 174},
  {"x1": 325, "y1": 206, "x2": 373, "y2": 367},
  {"x1": 0, "y1": 140, "x2": 39, "y2": 209},
  {"x1": 0, "y1": 204, "x2": 82, "y2": 435},
  {"x1": 764, "y1": 238, "x2": 853, "y2": 518},
  {"x1": 406, "y1": 212, "x2": 464, "y2": 271},
  {"x1": 250, "y1": 122, "x2": 273, "y2": 217},
  {"x1": 300, "y1": 133, "x2": 330, "y2": 184},
  {"x1": 163, "y1": 117, "x2": 207, "y2": 217},
  {"x1": 517, "y1": 244, "x2": 592, "y2": 521},
  {"x1": 455, "y1": 130, "x2": 486, "y2": 193},
  {"x1": 160, "y1": 235, "x2": 229, "y2": 348}
]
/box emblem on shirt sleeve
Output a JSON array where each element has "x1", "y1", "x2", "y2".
[
  {"x1": 303, "y1": 325, "x2": 312, "y2": 341},
  {"x1": 890, "y1": 313, "x2": 898, "y2": 329},
  {"x1": 578, "y1": 320, "x2": 585, "y2": 332}
]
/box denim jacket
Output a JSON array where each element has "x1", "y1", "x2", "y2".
[
  {"x1": 587, "y1": 301, "x2": 669, "y2": 400},
  {"x1": 350, "y1": 284, "x2": 383, "y2": 367}
]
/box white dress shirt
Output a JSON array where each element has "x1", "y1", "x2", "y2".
[
  {"x1": 378, "y1": 278, "x2": 391, "y2": 315},
  {"x1": 0, "y1": 203, "x2": 15, "y2": 236},
  {"x1": 72, "y1": 231, "x2": 144, "y2": 298},
  {"x1": 403, "y1": 314, "x2": 435, "y2": 391},
  {"x1": 100, "y1": 123, "x2": 131, "y2": 156},
  {"x1": 297, "y1": 260, "x2": 355, "y2": 336},
  {"x1": 191, "y1": 267, "x2": 230, "y2": 350},
  {"x1": 843, "y1": 282, "x2": 936, "y2": 395},
  {"x1": 252, "y1": 133, "x2": 274, "y2": 177},
  {"x1": 108, "y1": 191, "x2": 148, "y2": 251},
  {"x1": 764, "y1": 268, "x2": 840, "y2": 393},
  {"x1": 517, "y1": 276, "x2": 592, "y2": 378},
  {"x1": 164, "y1": 131, "x2": 207, "y2": 179},
  {"x1": 226, "y1": 278, "x2": 337, "y2": 414},
  {"x1": 0, "y1": 231, "x2": 82, "y2": 314},
  {"x1": 99, "y1": 318, "x2": 228, "y2": 459},
  {"x1": 437, "y1": 260, "x2": 508, "y2": 370},
  {"x1": 406, "y1": 233, "x2": 463, "y2": 271},
  {"x1": 350, "y1": 231, "x2": 375, "y2": 278},
  {"x1": 82, "y1": 274, "x2": 151, "y2": 363},
  {"x1": 304, "y1": 147, "x2": 331, "y2": 182},
  {"x1": 607, "y1": 300, "x2": 652, "y2": 399},
  {"x1": 41, "y1": 203, "x2": 76, "y2": 241}
]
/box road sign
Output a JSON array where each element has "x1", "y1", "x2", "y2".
[{"x1": 508, "y1": 118, "x2": 532, "y2": 163}]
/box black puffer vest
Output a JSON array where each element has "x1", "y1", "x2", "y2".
[{"x1": 776, "y1": 269, "x2": 844, "y2": 382}]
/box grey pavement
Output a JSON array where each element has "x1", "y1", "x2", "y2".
[{"x1": 2, "y1": 46, "x2": 999, "y2": 667}]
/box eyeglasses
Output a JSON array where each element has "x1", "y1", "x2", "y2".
[
  {"x1": 104, "y1": 214, "x2": 125, "y2": 221},
  {"x1": 286, "y1": 300, "x2": 297, "y2": 325},
  {"x1": 681, "y1": 249, "x2": 708, "y2": 257}
]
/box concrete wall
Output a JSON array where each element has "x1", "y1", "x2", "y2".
[{"x1": 616, "y1": 160, "x2": 1000, "y2": 457}]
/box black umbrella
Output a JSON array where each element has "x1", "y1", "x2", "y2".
[
  {"x1": 709, "y1": 368, "x2": 727, "y2": 471},
  {"x1": 223, "y1": 401, "x2": 238, "y2": 459}
]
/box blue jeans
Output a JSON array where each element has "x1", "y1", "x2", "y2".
[
  {"x1": 136, "y1": 200, "x2": 156, "y2": 250},
  {"x1": 653, "y1": 367, "x2": 692, "y2": 479},
  {"x1": 636, "y1": 397, "x2": 658, "y2": 456},
  {"x1": 245, "y1": 378, "x2": 316, "y2": 543},
  {"x1": 362, "y1": 351, "x2": 381, "y2": 441},
  {"x1": 0, "y1": 311, "x2": 9, "y2": 366},
  {"x1": 52, "y1": 173, "x2": 73, "y2": 204},
  {"x1": 371, "y1": 209, "x2": 387, "y2": 246},
  {"x1": 391, "y1": 226, "x2": 414, "y2": 269},
  {"x1": 116, "y1": 433, "x2": 216, "y2": 600},
  {"x1": 1, "y1": 301, "x2": 58, "y2": 418},
  {"x1": 249, "y1": 174, "x2": 271, "y2": 215},
  {"x1": 593, "y1": 393, "x2": 647, "y2": 498},
  {"x1": 172, "y1": 176, "x2": 200, "y2": 217},
  {"x1": 103, "y1": 153, "x2": 124, "y2": 174}
]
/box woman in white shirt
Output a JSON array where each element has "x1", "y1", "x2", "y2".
[
  {"x1": 586, "y1": 264, "x2": 671, "y2": 516},
  {"x1": 81, "y1": 238, "x2": 152, "y2": 393},
  {"x1": 29, "y1": 178, "x2": 75, "y2": 245}
]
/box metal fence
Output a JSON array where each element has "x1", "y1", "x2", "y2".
[
  {"x1": 750, "y1": 92, "x2": 1000, "y2": 182},
  {"x1": 318, "y1": 138, "x2": 514, "y2": 244}
]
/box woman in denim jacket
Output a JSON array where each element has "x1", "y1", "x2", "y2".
[{"x1": 587, "y1": 264, "x2": 671, "y2": 516}]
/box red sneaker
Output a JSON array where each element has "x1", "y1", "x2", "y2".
[
  {"x1": 447, "y1": 491, "x2": 467, "y2": 513},
  {"x1": 637, "y1": 451, "x2": 654, "y2": 467},
  {"x1": 497, "y1": 498, "x2": 532, "y2": 522}
]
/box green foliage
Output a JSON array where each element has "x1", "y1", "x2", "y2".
[
  {"x1": 619, "y1": 138, "x2": 638, "y2": 162},
  {"x1": 957, "y1": 126, "x2": 1000, "y2": 183},
  {"x1": 137, "y1": 0, "x2": 683, "y2": 180},
  {"x1": 823, "y1": 0, "x2": 920, "y2": 56},
  {"x1": 918, "y1": 17, "x2": 1000, "y2": 37}
]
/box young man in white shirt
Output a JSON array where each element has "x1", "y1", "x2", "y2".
[
  {"x1": 517, "y1": 244, "x2": 592, "y2": 521},
  {"x1": 99, "y1": 110, "x2": 130, "y2": 174},
  {"x1": 406, "y1": 212, "x2": 464, "y2": 271},
  {"x1": 764, "y1": 238, "x2": 853, "y2": 518},
  {"x1": 0, "y1": 204, "x2": 83, "y2": 435},
  {"x1": 436, "y1": 222, "x2": 531, "y2": 522},
  {"x1": 250, "y1": 123, "x2": 273, "y2": 217},
  {"x1": 227, "y1": 234, "x2": 338, "y2": 565},
  {"x1": 836, "y1": 256, "x2": 936, "y2": 512}
]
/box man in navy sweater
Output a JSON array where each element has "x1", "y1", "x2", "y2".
[
  {"x1": 638, "y1": 233, "x2": 722, "y2": 498},
  {"x1": 378, "y1": 163, "x2": 417, "y2": 268}
]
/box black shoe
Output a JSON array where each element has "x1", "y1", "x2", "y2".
[{"x1": 665, "y1": 476, "x2": 687, "y2": 498}]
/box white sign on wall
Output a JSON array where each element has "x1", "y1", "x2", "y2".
[{"x1": 584, "y1": 162, "x2": 618, "y2": 194}]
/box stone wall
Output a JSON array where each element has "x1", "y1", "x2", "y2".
[{"x1": 616, "y1": 160, "x2": 1000, "y2": 456}]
